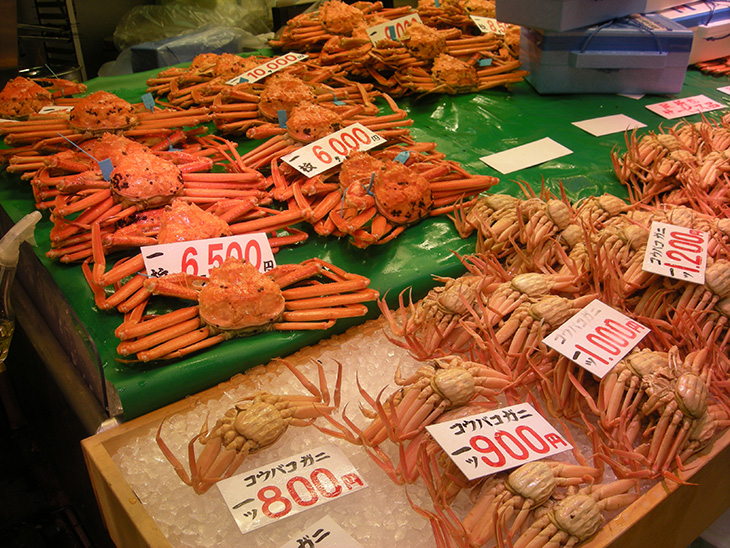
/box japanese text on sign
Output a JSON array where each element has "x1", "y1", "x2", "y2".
[
  {"x1": 226, "y1": 53, "x2": 308, "y2": 85},
  {"x1": 279, "y1": 515, "x2": 363, "y2": 548},
  {"x1": 543, "y1": 299, "x2": 649, "y2": 378},
  {"x1": 425, "y1": 403, "x2": 571, "y2": 481},
  {"x1": 281, "y1": 123, "x2": 386, "y2": 177},
  {"x1": 645, "y1": 94, "x2": 724, "y2": 120},
  {"x1": 642, "y1": 221, "x2": 708, "y2": 284},
  {"x1": 366, "y1": 14, "x2": 422, "y2": 43},
  {"x1": 218, "y1": 445, "x2": 368, "y2": 534},
  {"x1": 470, "y1": 15, "x2": 510, "y2": 35},
  {"x1": 142, "y1": 233, "x2": 276, "y2": 278}
]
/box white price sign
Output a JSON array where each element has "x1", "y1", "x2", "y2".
[
  {"x1": 470, "y1": 15, "x2": 510, "y2": 35},
  {"x1": 279, "y1": 515, "x2": 364, "y2": 548},
  {"x1": 543, "y1": 299, "x2": 649, "y2": 378},
  {"x1": 281, "y1": 122, "x2": 386, "y2": 177},
  {"x1": 645, "y1": 94, "x2": 724, "y2": 120},
  {"x1": 226, "y1": 53, "x2": 308, "y2": 85},
  {"x1": 642, "y1": 221, "x2": 708, "y2": 284},
  {"x1": 218, "y1": 445, "x2": 368, "y2": 534},
  {"x1": 38, "y1": 105, "x2": 74, "y2": 114},
  {"x1": 426, "y1": 403, "x2": 571, "y2": 481},
  {"x1": 366, "y1": 13, "x2": 422, "y2": 43},
  {"x1": 142, "y1": 233, "x2": 275, "y2": 278}
]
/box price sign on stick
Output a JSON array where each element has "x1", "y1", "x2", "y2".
[
  {"x1": 543, "y1": 299, "x2": 649, "y2": 378},
  {"x1": 366, "y1": 14, "x2": 422, "y2": 43},
  {"x1": 142, "y1": 233, "x2": 275, "y2": 278},
  {"x1": 218, "y1": 445, "x2": 368, "y2": 534},
  {"x1": 470, "y1": 15, "x2": 510, "y2": 35},
  {"x1": 642, "y1": 221, "x2": 709, "y2": 284},
  {"x1": 281, "y1": 123, "x2": 386, "y2": 177},
  {"x1": 226, "y1": 53, "x2": 308, "y2": 85},
  {"x1": 426, "y1": 403, "x2": 571, "y2": 481}
]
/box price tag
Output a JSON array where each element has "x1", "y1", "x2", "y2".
[
  {"x1": 426, "y1": 403, "x2": 571, "y2": 481},
  {"x1": 279, "y1": 515, "x2": 363, "y2": 548},
  {"x1": 642, "y1": 221, "x2": 708, "y2": 284},
  {"x1": 281, "y1": 123, "x2": 386, "y2": 177},
  {"x1": 646, "y1": 94, "x2": 724, "y2": 120},
  {"x1": 141, "y1": 92, "x2": 156, "y2": 111},
  {"x1": 38, "y1": 105, "x2": 74, "y2": 114},
  {"x1": 218, "y1": 445, "x2": 368, "y2": 534},
  {"x1": 470, "y1": 15, "x2": 510, "y2": 35},
  {"x1": 226, "y1": 53, "x2": 308, "y2": 85},
  {"x1": 543, "y1": 299, "x2": 649, "y2": 378},
  {"x1": 366, "y1": 13, "x2": 422, "y2": 43},
  {"x1": 142, "y1": 233, "x2": 276, "y2": 278}
]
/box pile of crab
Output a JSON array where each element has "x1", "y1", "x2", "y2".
[
  {"x1": 269, "y1": 0, "x2": 525, "y2": 97},
  {"x1": 612, "y1": 113, "x2": 730, "y2": 217}
]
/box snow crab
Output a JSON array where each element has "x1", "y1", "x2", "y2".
[
  {"x1": 0, "y1": 89, "x2": 210, "y2": 152},
  {"x1": 272, "y1": 148, "x2": 498, "y2": 248},
  {"x1": 157, "y1": 358, "x2": 342, "y2": 494},
  {"x1": 0, "y1": 76, "x2": 86, "y2": 120},
  {"x1": 115, "y1": 257, "x2": 379, "y2": 362}
]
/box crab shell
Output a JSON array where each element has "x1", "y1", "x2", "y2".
[
  {"x1": 431, "y1": 53, "x2": 478, "y2": 89},
  {"x1": 505, "y1": 461, "x2": 557, "y2": 506},
  {"x1": 69, "y1": 90, "x2": 138, "y2": 132},
  {"x1": 549, "y1": 494, "x2": 603, "y2": 541},
  {"x1": 110, "y1": 151, "x2": 184, "y2": 209},
  {"x1": 259, "y1": 74, "x2": 318, "y2": 120},
  {"x1": 156, "y1": 200, "x2": 231, "y2": 244},
  {"x1": 286, "y1": 101, "x2": 343, "y2": 143},
  {"x1": 403, "y1": 22, "x2": 447, "y2": 60},
  {"x1": 319, "y1": 0, "x2": 366, "y2": 35},
  {"x1": 373, "y1": 160, "x2": 433, "y2": 224},
  {"x1": 198, "y1": 259, "x2": 285, "y2": 331},
  {"x1": 0, "y1": 77, "x2": 53, "y2": 119}
]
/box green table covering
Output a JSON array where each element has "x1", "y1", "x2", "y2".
[{"x1": 1, "y1": 57, "x2": 727, "y2": 421}]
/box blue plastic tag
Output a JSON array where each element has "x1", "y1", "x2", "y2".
[
  {"x1": 141, "y1": 93, "x2": 155, "y2": 112},
  {"x1": 98, "y1": 159, "x2": 114, "y2": 181},
  {"x1": 434, "y1": 0, "x2": 440, "y2": 7},
  {"x1": 395, "y1": 150, "x2": 410, "y2": 164},
  {"x1": 333, "y1": 98, "x2": 345, "y2": 105},
  {"x1": 388, "y1": 25, "x2": 396, "y2": 39},
  {"x1": 478, "y1": 58, "x2": 493, "y2": 67},
  {"x1": 277, "y1": 110, "x2": 288, "y2": 129}
]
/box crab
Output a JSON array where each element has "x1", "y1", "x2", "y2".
[
  {"x1": 0, "y1": 76, "x2": 86, "y2": 120},
  {"x1": 0, "y1": 89, "x2": 211, "y2": 152},
  {"x1": 272, "y1": 148, "x2": 498, "y2": 248},
  {"x1": 114, "y1": 256, "x2": 379, "y2": 362},
  {"x1": 156, "y1": 358, "x2": 342, "y2": 494}
]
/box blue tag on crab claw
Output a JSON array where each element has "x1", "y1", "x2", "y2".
[
  {"x1": 479, "y1": 58, "x2": 493, "y2": 67},
  {"x1": 141, "y1": 92, "x2": 155, "y2": 112},
  {"x1": 395, "y1": 150, "x2": 410, "y2": 164},
  {"x1": 278, "y1": 109, "x2": 288, "y2": 129},
  {"x1": 99, "y1": 158, "x2": 114, "y2": 181}
]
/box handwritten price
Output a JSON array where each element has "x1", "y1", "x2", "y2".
[
  {"x1": 643, "y1": 221, "x2": 708, "y2": 284},
  {"x1": 471, "y1": 15, "x2": 510, "y2": 35},
  {"x1": 226, "y1": 53, "x2": 308, "y2": 85},
  {"x1": 470, "y1": 425, "x2": 566, "y2": 469},
  {"x1": 282, "y1": 123, "x2": 385, "y2": 177},
  {"x1": 255, "y1": 468, "x2": 363, "y2": 519},
  {"x1": 367, "y1": 14, "x2": 422, "y2": 43}
]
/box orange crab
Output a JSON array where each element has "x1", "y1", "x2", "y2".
[
  {"x1": 0, "y1": 76, "x2": 86, "y2": 120},
  {"x1": 115, "y1": 256, "x2": 379, "y2": 362}
]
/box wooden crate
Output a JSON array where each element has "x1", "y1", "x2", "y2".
[{"x1": 82, "y1": 320, "x2": 730, "y2": 548}]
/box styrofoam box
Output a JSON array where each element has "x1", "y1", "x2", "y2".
[
  {"x1": 657, "y1": 1, "x2": 730, "y2": 63},
  {"x1": 496, "y1": 0, "x2": 647, "y2": 32},
  {"x1": 520, "y1": 13, "x2": 694, "y2": 94}
]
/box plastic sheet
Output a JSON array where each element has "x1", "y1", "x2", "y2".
[{"x1": 1, "y1": 51, "x2": 728, "y2": 420}]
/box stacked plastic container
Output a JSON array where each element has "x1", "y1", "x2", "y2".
[
  {"x1": 656, "y1": 1, "x2": 730, "y2": 64},
  {"x1": 494, "y1": 0, "x2": 697, "y2": 94}
]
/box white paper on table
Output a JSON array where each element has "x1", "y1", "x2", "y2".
[
  {"x1": 718, "y1": 85, "x2": 730, "y2": 96},
  {"x1": 572, "y1": 114, "x2": 646, "y2": 137},
  {"x1": 480, "y1": 137, "x2": 572, "y2": 174},
  {"x1": 279, "y1": 515, "x2": 364, "y2": 548},
  {"x1": 618, "y1": 93, "x2": 644, "y2": 100}
]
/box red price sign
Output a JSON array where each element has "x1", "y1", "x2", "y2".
[
  {"x1": 426, "y1": 403, "x2": 571, "y2": 480},
  {"x1": 217, "y1": 445, "x2": 368, "y2": 534},
  {"x1": 543, "y1": 299, "x2": 649, "y2": 378},
  {"x1": 366, "y1": 13, "x2": 422, "y2": 43},
  {"x1": 281, "y1": 122, "x2": 386, "y2": 177},
  {"x1": 226, "y1": 53, "x2": 308, "y2": 85},
  {"x1": 642, "y1": 221, "x2": 708, "y2": 284},
  {"x1": 470, "y1": 15, "x2": 510, "y2": 35},
  {"x1": 142, "y1": 233, "x2": 276, "y2": 278}
]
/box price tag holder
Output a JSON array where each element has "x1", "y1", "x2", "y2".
[
  {"x1": 470, "y1": 15, "x2": 510, "y2": 35},
  {"x1": 642, "y1": 221, "x2": 708, "y2": 284},
  {"x1": 218, "y1": 444, "x2": 368, "y2": 534},
  {"x1": 645, "y1": 94, "x2": 724, "y2": 120},
  {"x1": 366, "y1": 13, "x2": 422, "y2": 43},
  {"x1": 38, "y1": 105, "x2": 74, "y2": 114},
  {"x1": 281, "y1": 123, "x2": 386, "y2": 177},
  {"x1": 226, "y1": 53, "x2": 308, "y2": 85},
  {"x1": 426, "y1": 403, "x2": 571, "y2": 481},
  {"x1": 142, "y1": 233, "x2": 276, "y2": 278},
  {"x1": 279, "y1": 515, "x2": 363, "y2": 548},
  {"x1": 543, "y1": 299, "x2": 649, "y2": 378}
]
